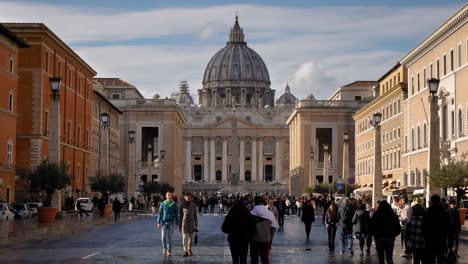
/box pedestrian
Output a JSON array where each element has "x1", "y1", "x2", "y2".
[
  {"x1": 112, "y1": 198, "x2": 122, "y2": 222},
  {"x1": 266, "y1": 198, "x2": 278, "y2": 247},
  {"x1": 179, "y1": 193, "x2": 198, "y2": 257},
  {"x1": 337, "y1": 198, "x2": 355, "y2": 255},
  {"x1": 398, "y1": 197, "x2": 412, "y2": 258},
  {"x1": 250, "y1": 196, "x2": 278, "y2": 264},
  {"x1": 365, "y1": 202, "x2": 374, "y2": 254},
  {"x1": 222, "y1": 199, "x2": 255, "y2": 264},
  {"x1": 301, "y1": 200, "x2": 315, "y2": 240},
  {"x1": 157, "y1": 192, "x2": 179, "y2": 257},
  {"x1": 274, "y1": 198, "x2": 286, "y2": 228},
  {"x1": 285, "y1": 197, "x2": 291, "y2": 215},
  {"x1": 352, "y1": 202, "x2": 371, "y2": 257},
  {"x1": 369, "y1": 200, "x2": 401, "y2": 264},
  {"x1": 296, "y1": 199, "x2": 302, "y2": 217},
  {"x1": 405, "y1": 204, "x2": 425, "y2": 264},
  {"x1": 97, "y1": 196, "x2": 105, "y2": 217},
  {"x1": 422, "y1": 194, "x2": 450, "y2": 263},
  {"x1": 325, "y1": 202, "x2": 338, "y2": 251},
  {"x1": 448, "y1": 200, "x2": 461, "y2": 257},
  {"x1": 77, "y1": 200, "x2": 89, "y2": 217}
]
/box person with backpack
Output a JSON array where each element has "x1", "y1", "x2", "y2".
[
  {"x1": 157, "y1": 192, "x2": 179, "y2": 257},
  {"x1": 337, "y1": 198, "x2": 355, "y2": 255},
  {"x1": 250, "y1": 196, "x2": 278, "y2": 264},
  {"x1": 352, "y1": 202, "x2": 371, "y2": 257},
  {"x1": 369, "y1": 200, "x2": 401, "y2": 264}
]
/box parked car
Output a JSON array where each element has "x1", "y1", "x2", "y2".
[
  {"x1": 0, "y1": 203, "x2": 15, "y2": 221},
  {"x1": 75, "y1": 198, "x2": 94, "y2": 212},
  {"x1": 12, "y1": 203, "x2": 31, "y2": 219},
  {"x1": 27, "y1": 202, "x2": 43, "y2": 216}
]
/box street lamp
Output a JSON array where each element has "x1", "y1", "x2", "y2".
[
  {"x1": 323, "y1": 143, "x2": 330, "y2": 197},
  {"x1": 372, "y1": 112, "x2": 383, "y2": 208},
  {"x1": 309, "y1": 147, "x2": 314, "y2": 188},
  {"x1": 344, "y1": 132, "x2": 349, "y2": 143},
  {"x1": 128, "y1": 130, "x2": 135, "y2": 144},
  {"x1": 427, "y1": 78, "x2": 440, "y2": 207},
  {"x1": 50, "y1": 76, "x2": 62, "y2": 100},
  {"x1": 160, "y1": 150, "x2": 166, "y2": 160},
  {"x1": 100, "y1": 113, "x2": 110, "y2": 128},
  {"x1": 343, "y1": 132, "x2": 350, "y2": 196}
]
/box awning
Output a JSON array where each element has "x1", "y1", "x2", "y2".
[
  {"x1": 353, "y1": 186, "x2": 373, "y2": 194},
  {"x1": 413, "y1": 189, "x2": 426, "y2": 195}
]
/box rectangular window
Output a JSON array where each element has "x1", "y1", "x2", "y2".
[
  {"x1": 67, "y1": 122, "x2": 71, "y2": 144},
  {"x1": 451, "y1": 50, "x2": 454, "y2": 72},
  {"x1": 112, "y1": 94, "x2": 120, "y2": 99},
  {"x1": 458, "y1": 44, "x2": 462, "y2": 67},
  {"x1": 437, "y1": 59, "x2": 440, "y2": 79},
  {"x1": 452, "y1": 111, "x2": 455, "y2": 136},
  {"x1": 355, "y1": 96, "x2": 361, "y2": 101},
  {"x1": 77, "y1": 127, "x2": 81, "y2": 146},
  {"x1": 85, "y1": 130, "x2": 89, "y2": 149},
  {"x1": 398, "y1": 73, "x2": 400, "y2": 83},
  {"x1": 9, "y1": 57, "x2": 13, "y2": 73},
  {"x1": 444, "y1": 55, "x2": 447, "y2": 76},
  {"x1": 78, "y1": 78, "x2": 81, "y2": 94},
  {"x1": 68, "y1": 69, "x2": 72, "y2": 87},
  {"x1": 7, "y1": 142, "x2": 13, "y2": 168},
  {"x1": 45, "y1": 51, "x2": 49, "y2": 73},
  {"x1": 44, "y1": 111, "x2": 48, "y2": 136},
  {"x1": 417, "y1": 73, "x2": 420, "y2": 91},
  {"x1": 411, "y1": 77, "x2": 414, "y2": 95},
  {"x1": 423, "y1": 69, "x2": 426, "y2": 87},
  {"x1": 8, "y1": 93, "x2": 13, "y2": 112},
  {"x1": 430, "y1": 64, "x2": 433, "y2": 78}
]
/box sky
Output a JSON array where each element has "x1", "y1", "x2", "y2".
[{"x1": 0, "y1": 1, "x2": 465, "y2": 100}]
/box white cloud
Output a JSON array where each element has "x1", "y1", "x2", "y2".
[{"x1": 0, "y1": 2, "x2": 461, "y2": 100}]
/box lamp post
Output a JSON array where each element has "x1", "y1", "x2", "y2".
[
  {"x1": 231, "y1": 105, "x2": 239, "y2": 187},
  {"x1": 100, "y1": 112, "x2": 110, "y2": 176},
  {"x1": 343, "y1": 132, "x2": 350, "y2": 196},
  {"x1": 128, "y1": 130, "x2": 135, "y2": 144},
  {"x1": 427, "y1": 78, "x2": 440, "y2": 207},
  {"x1": 372, "y1": 112, "x2": 382, "y2": 208},
  {"x1": 309, "y1": 148, "x2": 314, "y2": 188},
  {"x1": 323, "y1": 143, "x2": 329, "y2": 197},
  {"x1": 48, "y1": 76, "x2": 62, "y2": 164}
]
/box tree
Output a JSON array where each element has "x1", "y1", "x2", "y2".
[
  {"x1": 142, "y1": 181, "x2": 161, "y2": 200},
  {"x1": 304, "y1": 186, "x2": 314, "y2": 195},
  {"x1": 431, "y1": 160, "x2": 468, "y2": 207},
  {"x1": 153, "y1": 93, "x2": 160, "y2": 99},
  {"x1": 28, "y1": 161, "x2": 70, "y2": 207},
  {"x1": 90, "y1": 172, "x2": 125, "y2": 204}
]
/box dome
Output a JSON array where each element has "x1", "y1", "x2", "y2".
[
  {"x1": 202, "y1": 16, "x2": 270, "y2": 87},
  {"x1": 172, "y1": 81, "x2": 194, "y2": 106},
  {"x1": 276, "y1": 84, "x2": 297, "y2": 106}
]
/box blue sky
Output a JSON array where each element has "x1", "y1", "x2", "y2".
[{"x1": 1, "y1": 1, "x2": 465, "y2": 99}]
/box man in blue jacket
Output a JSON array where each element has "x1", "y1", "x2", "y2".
[{"x1": 157, "y1": 192, "x2": 179, "y2": 256}]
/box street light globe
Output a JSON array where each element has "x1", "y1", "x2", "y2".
[
  {"x1": 100, "y1": 112, "x2": 110, "y2": 126},
  {"x1": 49, "y1": 76, "x2": 62, "y2": 93},
  {"x1": 128, "y1": 130, "x2": 135, "y2": 143},
  {"x1": 373, "y1": 112, "x2": 382, "y2": 125},
  {"x1": 323, "y1": 143, "x2": 329, "y2": 151},
  {"x1": 427, "y1": 78, "x2": 440, "y2": 95},
  {"x1": 344, "y1": 132, "x2": 349, "y2": 141}
]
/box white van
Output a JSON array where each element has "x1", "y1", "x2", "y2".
[{"x1": 75, "y1": 198, "x2": 94, "y2": 212}]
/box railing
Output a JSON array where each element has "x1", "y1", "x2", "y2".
[
  {"x1": 112, "y1": 99, "x2": 178, "y2": 108},
  {"x1": 138, "y1": 161, "x2": 161, "y2": 169},
  {"x1": 297, "y1": 100, "x2": 369, "y2": 109}
]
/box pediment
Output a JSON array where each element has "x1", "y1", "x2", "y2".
[{"x1": 210, "y1": 116, "x2": 259, "y2": 129}]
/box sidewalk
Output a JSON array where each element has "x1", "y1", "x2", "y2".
[{"x1": 0, "y1": 210, "x2": 145, "y2": 245}]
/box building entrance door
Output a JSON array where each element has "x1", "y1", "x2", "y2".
[
  {"x1": 194, "y1": 165, "x2": 202, "y2": 181},
  {"x1": 265, "y1": 165, "x2": 273, "y2": 182}
]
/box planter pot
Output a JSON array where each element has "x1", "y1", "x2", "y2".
[
  {"x1": 459, "y1": 208, "x2": 467, "y2": 225},
  {"x1": 37, "y1": 207, "x2": 58, "y2": 223},
  {"x1": 104, "y1": 204, "x2": 112, "y2": 217}
]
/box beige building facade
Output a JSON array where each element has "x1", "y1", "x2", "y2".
[
  {"x1": 400, "y1": 4, "x2": 468, "y2": 195},
  {"x1": 288, "y1": 82, "x2": 374, "y2": 196},
  {"x1": 354, "y1": 64, "x2": 408, "y2": 192}
]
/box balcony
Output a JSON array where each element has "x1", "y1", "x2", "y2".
[{"x1": 440, "y1": 140, "x2": 451, "y2": 152}]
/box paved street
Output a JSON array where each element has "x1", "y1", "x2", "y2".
[{"x1": 0, "y1": 212, "x2": 467, "y2": 263}]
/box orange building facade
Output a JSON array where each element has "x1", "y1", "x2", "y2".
[
  {"x1": 0, "y1": 25, "x2": 29, "y2": 203},
  {"x1": 3, "y1": 23, "x2": 97, "y2": 200}
]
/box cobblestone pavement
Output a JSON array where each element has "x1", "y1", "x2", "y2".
[{"x1": 0, "y1": 211, "x2": 467, "y2": 263}]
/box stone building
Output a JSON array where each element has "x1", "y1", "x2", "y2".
[
  {"x1": 287, "y1": 82, "x2": 374, "y2": 196},
  {"x1": 90, "y1": 89, "x2": 122, "y2": 184},
  {"x1": 400, "y1": 3, "x2": 468, "y2": 197},
  {"x1": 95, "y1": 78, "x2": 186, "y2": 197},
  {"x1": 353, "y1": 64, "x2": 408, "y2": 193},
  {"x1": 4, "y1": 23, "x2": 97, "y2": 200},
  {"x1": 177, "y1": 16, "x2": 294, "y2": 193},
  {"x1": 0, "y1": 24, "x2": 28, "y2": 203}
]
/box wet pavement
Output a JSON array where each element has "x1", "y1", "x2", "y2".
[{"x1": 0, "y1": 211, "x2": 467, "y2": 263}]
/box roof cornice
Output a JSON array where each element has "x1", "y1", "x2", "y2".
[{"x1": 401, "y1": 4, "x2": 468, "y2": 67}]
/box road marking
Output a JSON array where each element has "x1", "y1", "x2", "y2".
[
  {"x1": 82, "y1": 252, "x2": 100, "y2": 259},
  {"x1": 0, "y1": 244, "x2": 29, "y2": 252}
]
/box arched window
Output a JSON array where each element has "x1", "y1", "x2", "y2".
[
  {"x1": 411, "y1": 128, "x2": 415, "y2": 150},
  {"x1": 417, "y1": 126, "x2": 421, "y2": 149},
  {"x1": 423, "y1": 123, "x2": 427, "y2": 146},
  {"x1": 459, "y1": 108, "x2": 463, "y2": 136}
]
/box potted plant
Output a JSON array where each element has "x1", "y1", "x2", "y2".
[
  {"x1": 90, "y1": 173, "x2": 125, "y2": 217},
  {"x1": 28, "y1": 161, "x2": 70, "y2": 223}
]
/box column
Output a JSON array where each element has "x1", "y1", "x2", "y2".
[
  {"x1": 427, "y1": 94, "x2": 441, "y2": 206},
  {"x1": 258, "y1": 138, "x2": 264, "y2": 182},
  {"x1": 222, "y1": 137, "x2": 228, "y2": 182},
  {"x1": 184, "y1": 138, "x2": 192, "y2": 182},
  {"x1": 204, "y1": 137, "x2": 209, "y2": 182},
  {"x1": 210, "y1": 137, "x2": 216, "y2": 182},
  {"x1": 372, "y1": 124, "x2": 382, "y2": 208},
  {"x1": 252, "y1": 137, "x2": 257, "y2": 182},
  {"x1": 240, "y1": 137, "x2": 245, "y2": 182},
  {"x1": 275, "y1": 138, "x2": 282, "y2": 182}
]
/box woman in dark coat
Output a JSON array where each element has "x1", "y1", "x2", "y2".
[
  {"x1": 325, "y1": 202, "x2": 339, "y2": 250},
  {"x1": 301, "y1": 200, "x2": 315, "y2": 240},
  {"x1": 352, "y1": 202, "x2": 371, "y2": 256},
  {"x1": 369, "y1": 201, "x2": 401, "y2": 264},
  {"x1": 222, "y1": 199, "x2": 255, "y2": 264}
]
